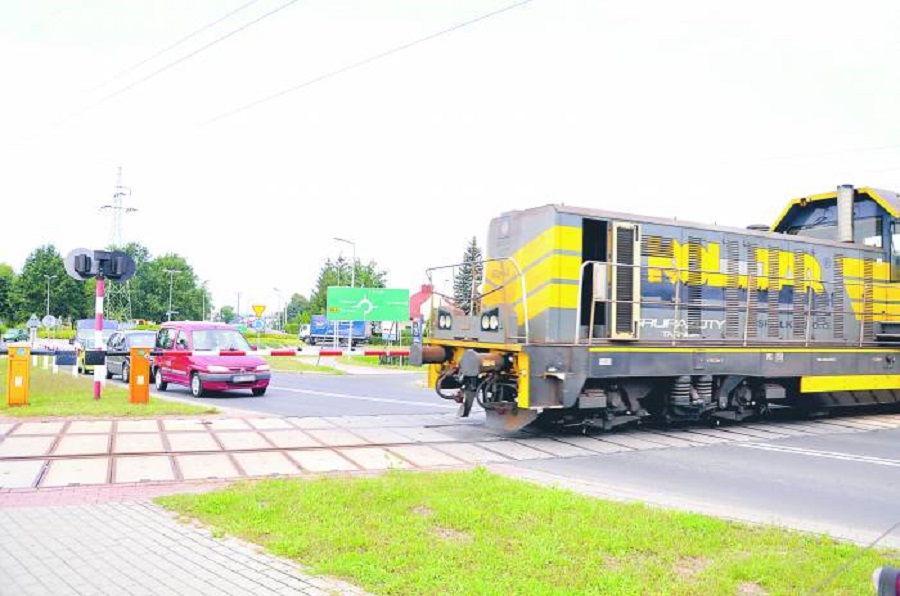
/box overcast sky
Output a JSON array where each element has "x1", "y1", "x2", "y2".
[{"x1": 4, "y1": 0, "x2": 900, "y2": 316}]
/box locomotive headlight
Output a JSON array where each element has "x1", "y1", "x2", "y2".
[
  {"x1": 480, "y1": 308, "x2": 500, "y2": 332},
  {"x1": 489, "y1": 315, "x2": 499, "y2": 330},
  {"x1": 437, "y1": 310, "x2": 452, "y2": 330},
  {"x1": 481, "y1": 315, "x2": 491, "y2": 330}
]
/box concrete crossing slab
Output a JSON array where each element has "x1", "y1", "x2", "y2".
[
  {"x1": 286, "y1": 449, "x2": 357, "y2": 472},
  {"x1": 247, "y1": 418, "x2": 293, "y2": 430},
  {"x1": 653, "y1": 430, "x2": 727, "y2": 445},
  {"x1": 593, "y1": 435, "x2": 666, "y2": 450},
  {"x1": 162, "y1": 419, "x2": 207, "y2": 432},
  {"x1": 514, "y1": 438, "x2": 595, "y2": 458},
  {"x1": 167, "y1": 433, "x2": 220, "y2": 452},
  {"x1": 285, "y1": 416, "x2": 336, "y2": 429},
  {"x1": 554, "y1": 435, "x2": 633, "y2": 453},
  {"x1": 207, "y1": 418, "x2": 252, "y2": 431},
  {"x1": 349, "y1": 428, "x2": 416, "y2": 445},
  {"x1": 263, "y1": 430, "x2": 321, "y2": 449},
  {"x1": 685, "y1": 428, "x2": 755, "y2": 442},
  {"x1": 338, "y1": 447, "x2": 411, "y2": 470},
  {"x1": 432, "y1": 442, "x2": 509, "y2": 464},
  {"x1": 53, "y1": 435, "x2": 109, "y2": 456},
  {"x1": 116, "y1": 420, "x2": 160, "y2": 433},
  {"x1": 0, "y1": 436, "x2": 56, "y2": 457},
  {"x1": 217, "y1": 432, "x2": 271, "y2": 451},
  {"x1": 0, "y1": 460, "x2": 44, "y2": 488},
  {"x1": 476, "y1": 441, "x2": 553, "y2": 460},
  {"x1": 387, "y1": 445, "x2": 462, "y2": 467},
  {"x1": 304, "y1": 429, "x2": 368, "y2": 447},
  {"x1": 391, "y1": 428, "x2": 455, "y2": 444},
  {"x1": 623, "y1": 432, "x2": 698, "y2": 448},
  {"x1": 176, "y1": 454, "x2": 240, "y2": 480},
  {"x1": 43, "y1": 458, "x2": 109, "y2": 487},
  {"x1": 13, "y1": 422, "x2": 64, "y2": 436},
  {"x1": 114, "y1": 433, "x2": 165, "y2": 454},
  {"x1": 232, "y1": 452, "x2": 299, "y2": 477},
  {"x1": 68, "y1": 421, "x2": 113, "y2": 434},
  {"x1": 114, "y1": 456, "x2": 175, "y2": 484},
  {"x1": 717, "y1": 426, "x2": 790, "y2": 440}
]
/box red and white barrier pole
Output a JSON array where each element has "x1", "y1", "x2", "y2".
[{"x1": 93, "y1": 277, "x2": 104, "y2": 400}]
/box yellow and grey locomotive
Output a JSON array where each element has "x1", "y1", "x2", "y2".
[{"x1": 412, "y1": 185, "x2": 900, "y2": 431}]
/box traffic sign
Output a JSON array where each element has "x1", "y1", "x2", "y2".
[
  {"x1": 252, "y1": 304, "x2": 266, "y2": 317},
  {"x1": 251, "y1": 318, "x2": 265, "y2": 331},
  {"x1": 326, "y1": 287, "x2": 410, "y2": 321},
  {"x1": 41, "y1": 315, "x2": 57, "y2": 328},
  {"x1": 26, "y1": 315, "x2": 40, "y2": 329}
]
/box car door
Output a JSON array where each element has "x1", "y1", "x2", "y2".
[
  {"x1": 170, "y1": 330, "x2": 192, "y2": 386},
  {"x1": 156, "y1": 329, "x2": 175, "y2": 382},
  {"x1": 107, "y1": 333, "x2": 122, "y2": 375}
]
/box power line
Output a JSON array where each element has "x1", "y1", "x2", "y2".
[
  {"x1": 85, "y1": 0, "x2": 304, "y2": 114},
  {"x1": 93, "y1": 0, "x2": 263, "y2": 90},
  {"x1": 207, "y1": 0, "x2": 536, "y2": 124}
]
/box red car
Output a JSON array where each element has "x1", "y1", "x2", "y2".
[{"x1": 152, "y1": 321, "x2": 270, "y2": 397}]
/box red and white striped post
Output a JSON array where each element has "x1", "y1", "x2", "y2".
[{"x1": 93, "y1": 277, "x2": 104, "y2": 400}]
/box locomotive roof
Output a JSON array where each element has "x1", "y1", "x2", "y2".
[{"x1": 504, "y1": 186, "x2": 897, "y2": 251}]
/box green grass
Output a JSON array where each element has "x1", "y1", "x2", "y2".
[
  {"x1": 263, "y1": 356, "x2": 343, "y2": 374},
  {"x1": 337, "y1": 355, "x2": 422, "y2": 372},
  {"x1": 0, "y1": 358, "x2": 216, "y2": 417},
  {"x1": 158, "y1": 469, "x2": 899, "y2": 595}
]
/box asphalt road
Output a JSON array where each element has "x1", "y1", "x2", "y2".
[
  {"x1": 139, "y1": 370, "x2": 458, "y2": 417},
  {"x1": 514, "y1": 426, "x2": 900, "y2": 547}
]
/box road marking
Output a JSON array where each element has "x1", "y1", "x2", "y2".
[
  {"x1": 270, "y1": 386, "x2": 458, "y2": 409},
  {"x1": 738, "y1": 442, "x2": 900, "y2": 468}
]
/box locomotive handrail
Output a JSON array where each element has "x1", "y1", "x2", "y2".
[{"x1": 426, "y1": 257, "x2": 530, "y2": 344}]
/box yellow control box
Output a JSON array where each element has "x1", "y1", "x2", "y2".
[{"x1": 6, "y1": 345, "x2": 31, "y2": 407}]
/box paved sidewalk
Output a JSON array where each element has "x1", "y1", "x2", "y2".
[{"x1": 0, "y1": 502, "x2": 368, "y2": 596}]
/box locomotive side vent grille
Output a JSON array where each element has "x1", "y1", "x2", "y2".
[
  {"x1": 833, "y1": 255, "x2": 845, "y2": 339},
  {"x1": 725, "y1": 240, "x2": 740, "y2": 338},
  {"x1": 767, "y1": 248, "x2": 780, "y2": 338},
  {"x1": 746, "y1": 243, "x2": 759, "y2": 339},
  {"x1": 863, "y1": 257, "x2": 875, "y2": 341},
  {"x1": 642, "y1": 235, "x2": 673, "y2": 258},
  {"x1": 611, "y1": 223, "x2": 640, "y2": 340},
  {"x1": 687, "y1": 237, "x2": 703, "y2": 337},
  {"x1": 792, "y1": 250, "x2": 807, "y2": 339}
]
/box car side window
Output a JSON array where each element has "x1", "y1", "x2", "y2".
[
  {"x1": 157, "y1": 329, "x2": 173, "y2": 350},
  {"x1": 175, "y1": 332, "x2": 189, "y2": 350},
  {"x1": 108, "y1": 334, "x2": 118, "y2": 350}
]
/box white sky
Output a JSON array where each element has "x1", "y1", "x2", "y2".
[{"x1": 4, "y1": 0, "x2": 900, "y2": 315}]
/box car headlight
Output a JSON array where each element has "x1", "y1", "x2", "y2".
[
  {"x1": 207, "y1": 365, "x2": 229, "y2": 373},
  {"x1": 255, "y1": 364, "x2": 270, "y2": 371}
]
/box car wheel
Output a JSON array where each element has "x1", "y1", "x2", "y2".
[
  {"x1": 105, "y1": 367, "x2": 113, "y2": 380},
  {"x1": 154, "y1": 368, "x2": 168, "y2": 391},
  {"x1": 122, "y1": 362, "x2": 130, "y2": 384},
  {"x1": 190, "y1": 372, "x2": 206, "y2": 398},
  {"x1": 251, "y1": 387, "x2": 267, "y2": 397}
]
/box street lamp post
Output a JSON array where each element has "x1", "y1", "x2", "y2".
[
  {"x1": 334, "y1": 237, "x2": 356, "y2": 287},
  {"x1": 201, "y1": 281, "x2": 208, "y2": 321},
  {"x1": 43, "y1": 274, "x2": 58, "y2": 317},
  {"x1": 163, "y1": 269, "x2": 181, "y2": 321},
  {"x1": 273, "y1": 287, "x2": 284, "y2": 330}
]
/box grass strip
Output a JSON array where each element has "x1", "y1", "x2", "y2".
[
  {"x1": 158, "y1": 469, "x2": 899, "y2": 595},
  {"x1": 0, "y1": 357, "x2": 215, "y2": 417}
]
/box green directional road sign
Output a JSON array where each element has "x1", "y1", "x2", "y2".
[{"x1": 326, "y1": 287, "x2": 410, "y2": 321}]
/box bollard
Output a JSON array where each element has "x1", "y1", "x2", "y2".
[
  {"x1": 7, "y1": 345, "x2": 31, "y2": 407},
  {"x1": 42, "y1": 355, "x2": 49, "y2": 370},
  {"x1": 128, "y1": 347, "x2": 151, "y2": 404}
]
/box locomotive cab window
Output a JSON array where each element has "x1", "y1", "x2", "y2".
[{"x1": 892, "y1": 221, "x2": 900, "y2": 281}]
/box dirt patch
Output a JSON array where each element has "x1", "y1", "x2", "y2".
[
  {"x1": 429, "y1": 526, "x2": 472, "y2": 543},
  {"x1": 675, "y1": 555, "x2": 709, "y2": 578},
  {"x1": 411, "y1": 505, "x2": 434, "y2": 517},
  {"x1": 737, "y1": 581, "x2": 769, "y2": 595}
]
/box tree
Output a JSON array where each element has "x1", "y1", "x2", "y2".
[
  {"x1": 285, "y1": 293, "x2": 310, "y2": 323},
  {"x1": 309, "y1": 257, "x2": 388, "y2": 314},
  {"x1": 219, "y1": 305, "x2": 236, "y2": 323},
  {"x1": 454, "y1": 237, "x2": 483, "y2": 314},
  {"x1": 132, "y1": 253, "x2": 210, "y2": 322},
  {"x1": 11, "y1": 245, "x2": 90, "y2": 322},
  {"x1": 0, "y1": 263, "x2": 16, "y2": 323}
]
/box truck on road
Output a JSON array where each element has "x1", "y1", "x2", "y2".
[{"x1": 302, "y1": 315, "x2": 369, "y2": 346}]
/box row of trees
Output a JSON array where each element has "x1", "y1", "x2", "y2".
[{"x1": 0, "y1": 244, "x2": 211, "y2": 325}]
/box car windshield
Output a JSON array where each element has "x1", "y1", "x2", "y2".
[
  {"x1": 77, "y1": 330, "x2": 117, "y2": 347},
  {"x1": 127, "y1": 333, "x2": 156, "y2": 348},
  {"x1": 192, "y1": 329, "x2": 251, "y2": 352}
]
